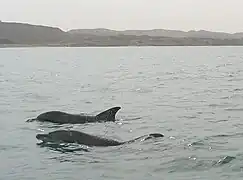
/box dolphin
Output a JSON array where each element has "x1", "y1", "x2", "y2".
[
  {"x1": 36, "y1": 130, "x2": 164, "y2": 147},
  {"x1": 26, "y1": 106, "x2": 121, "y2": 124}
]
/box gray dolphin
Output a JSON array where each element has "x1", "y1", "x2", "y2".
[
  {"x1": 27, "y1": 106, "x2": 121, "y2": 124},
  {"x1": 36, "y1": 130, "x2": 164, "y2": 147}
]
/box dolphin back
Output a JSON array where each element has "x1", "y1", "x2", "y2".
[
  {"x1": 27, "y1": 107, "x2": 121, "y2": 124},
  {"x1": 37, "y1": 130, "x2": 123, "y2": 147},
  {"x1": 95, "y1": 106, "x2": 121, "y2": 122}
]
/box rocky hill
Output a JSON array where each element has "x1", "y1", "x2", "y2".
[{"x1": 0, "y1": 21, "x2": 70, "y2": 44}]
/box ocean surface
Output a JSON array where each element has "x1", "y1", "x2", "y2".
[{"x1": 1, "y1": 46, "x2": 243, "y2": 180}]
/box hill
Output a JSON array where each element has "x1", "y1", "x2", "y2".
[
  {"x1": 0, "y1": 21, "x2": 69, "y2": 44},
  {"x1": 68, "y1": 28, "x2": 243, "y2": 39},
  {"x1": 0, "y1": 38, "x2": 15, "y2": 44},
  {"x1": 1, "y1": 21, "x2": 243, "y2": 46}
]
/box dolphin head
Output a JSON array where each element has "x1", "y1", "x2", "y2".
[
  {"x1": 37, "y1": 112, "x2": 53, "y2": 120},
  {"x1": 36, "y1": 134, "x2": 53, "y2": 143},
  {"x1": 36, "y1": 130, "x2": 76, "y2": 144}
]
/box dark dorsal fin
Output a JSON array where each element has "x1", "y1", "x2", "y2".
[{"x1": 95, "y1": 107, "x2": 121, "y2": 122}]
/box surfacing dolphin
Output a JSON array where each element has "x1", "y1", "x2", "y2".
[
  {"x1": 36, "y1": 130, "x2": 164, "y2": 147},
  {"x1": 26, "y1": 106, "x2": 121, "y2": 124}
]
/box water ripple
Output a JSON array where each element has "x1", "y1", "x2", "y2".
[{"x1": 1, "y1": 47, "x2": 243, "y2": 180}]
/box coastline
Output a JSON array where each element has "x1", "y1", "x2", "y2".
[
  {"x1": 1, "y1": 44, "x2": 243, "y2": 48},
  {"x1": 1, "y1": 21, "x2": 243, "y2": 48}
]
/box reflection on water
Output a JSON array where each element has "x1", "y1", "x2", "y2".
[{"x1": 37, "y1": 142, "x2": 90, "y2": 153}]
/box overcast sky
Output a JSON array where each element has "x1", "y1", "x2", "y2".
[{"x1": 0, "y1": 0, "x2": 242, "y2": 32}]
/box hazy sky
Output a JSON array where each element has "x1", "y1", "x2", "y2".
[{"x1": 0, "y1": 0, "x2": 242, "y2": 32}]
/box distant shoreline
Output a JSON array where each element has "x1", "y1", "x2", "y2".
[
  {"x1": 2, "y1": 21, "x2": 243, "y2": 47},
  {"x1": 1, "y1": 44, "x2": 243, "y2": 48}
]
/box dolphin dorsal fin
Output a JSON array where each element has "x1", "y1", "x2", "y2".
[{"x1": 96, "y1": 107, "x2": 121, "y2": 122}]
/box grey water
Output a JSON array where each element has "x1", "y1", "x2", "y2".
[{"x1": 0, "y1": 46, "x2": 243, "y2": 180}]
